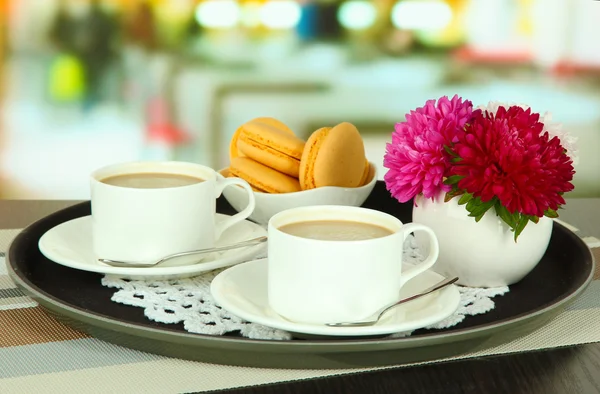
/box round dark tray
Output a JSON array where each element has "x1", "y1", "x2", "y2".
[{"x1": 7, "y1": 182, "x2": 594, "y2": 369}]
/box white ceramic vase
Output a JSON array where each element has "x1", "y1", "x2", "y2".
[{"x1": 412, "y1": 192, "x2": 553, "y2": 288}]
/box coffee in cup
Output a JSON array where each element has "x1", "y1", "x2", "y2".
[
  {"x1": 267, "y1": 206, "x2": 439, "y2": 324},
  {"x1": 100, "y1": 172, "x2": 204, "y2": 189},
  {"x1": 91, "y1": 161, "x2": 256, "y2": 264},
  {"x1": 278, "y1": 220, "x2": 394, "y2": 241}
]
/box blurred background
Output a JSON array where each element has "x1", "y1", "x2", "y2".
[{"x1": 0, "y1": 0, "x2": 599, "y2": 199}]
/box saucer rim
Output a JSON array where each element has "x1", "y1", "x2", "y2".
[
  {"x1": 210, "y1": 258, "x2": 461, "y2": 337},
  {"x1": 38, "y1": 214, "x2": 267, "y2": 277}
]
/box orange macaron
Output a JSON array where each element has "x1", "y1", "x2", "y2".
[
  {"x1": 229, "y1": 157, "x2": 301, "y2": 194},
  {"x1": 229, "y1": 117, "x2": 305, "y2": 178},
  {"x1": 299, "y1": 122, "x2": 368, "y2": 190}
]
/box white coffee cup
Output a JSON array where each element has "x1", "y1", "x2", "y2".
[
  {"x1": 267, "y1": 206, "x2": 439, "y2": 324},
  {"x1": 90, "y1": 161, "x2": 255, "y2": 264}
]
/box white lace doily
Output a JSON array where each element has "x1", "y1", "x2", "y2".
[{"x1": 101, "y1": 237, "x2": 509, "y2": 340}]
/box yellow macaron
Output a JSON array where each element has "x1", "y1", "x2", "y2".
[
  {"x1": 229, "y1": 117, "x2": 305, "y2": 178},
  {"x1": 229, "y1": 157, "x2": 301, "y2": 194},
  {"x1": 219, "y1": 168, "x2": 232, "y2": 177},
  {"x1": 229, "y1": 117, "x2": 292, "y2": 159},
  {"x1": 220, "y1": 167, "x2": 261, "y2": 192},
  {"x1": 359, "y1": 159, "x2": 372, "y2": 186},
  {"x1": 299, "y1": 122, "x2": 367, "y2": 190}
]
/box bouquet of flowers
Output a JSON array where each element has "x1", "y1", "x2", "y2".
[{"x1": 383, "y1": 95, "x2": 578, "y2": 241}]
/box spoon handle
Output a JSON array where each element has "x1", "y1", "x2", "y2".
[
  {"x1": 375, "y1": 276, "x2": 460, "y2": 320},
  {"x1": 326, "y1": 276, "x2": 459, "y2": 327},
  {"x1": 156, "y1": 236, "x2": 268, "y2": 264},
  {"x1": 99, "y1": 236, "x2": 268, "y2": 267}
]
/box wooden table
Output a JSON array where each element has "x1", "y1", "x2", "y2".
[{"x1": 1, "y1": 198, "x2": 599, "y2": 394}]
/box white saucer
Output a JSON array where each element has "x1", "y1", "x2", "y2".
[
  {"x1": 38, "y1": 214, "x2": 267, "y2": 280},
  {"x1": 210, "y1": 258, "x2": 461, "y2": 337}
]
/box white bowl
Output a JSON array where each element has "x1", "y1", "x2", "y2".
[{"x1": 218, "y1": 162, "x2": 378, "y2": 225}]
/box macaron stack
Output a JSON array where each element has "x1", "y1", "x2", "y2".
[{"x1": 226, "y1": 117, "x2": 371, "y2": 193}]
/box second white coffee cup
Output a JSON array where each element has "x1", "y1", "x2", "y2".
[
  {"x1": 91, "y1": 161, "x2": 256, "y2": 264},
  {"x1": 267, "y1": 205, "x2": 440, "y2": 325}
]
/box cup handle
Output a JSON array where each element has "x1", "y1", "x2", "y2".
[
  {"x1": 214, "y1": 177, "x2": 256, "y2": 240},
  {"x1": 399, "y1": 223, "x2": 440, "y2": 286}
]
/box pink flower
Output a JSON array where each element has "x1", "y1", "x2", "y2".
[{"x1": 383, "y1": 95, "x2": 473, "y2": 202}]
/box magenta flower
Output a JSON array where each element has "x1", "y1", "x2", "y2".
[
  {"x1": 383, "y1": 95, "x2": 473, "y2": 202},
  {"x1": 449, "y1": 105, "x2": 575, "y2": 217}
]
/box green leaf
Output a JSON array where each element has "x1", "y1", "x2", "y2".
[
  {"x1": 451, "y1": 157, "x2": 463, "y2": 163},
  {"x1": 465, "y1": 198, "x2": 478, "y2": 212},
  {"x1": 443, "y1": 175, "x2": 464, "y2": 186},
  {"x1": 495, "y1": 203, "x2": 517, "y2": 228},
  {"x1": 457, "y1": 193, "x2": 473, "y2": 205},
  {"x1": 443, "y1": 144, "x2": 458, "y2": 157},
  {"x1": 530, "y1": 216, "x2": 539, "y2": 224},
  {"x1": 466, "y1": 206, "x2": 481, "y2": 218},
  {"x1": 544, "y1": 208, "x2": 559, "y2": 218},
  {"x1": 466, "y1": 198, "x2": 495, "y2": 220},
  {"x1": 444, "y1": 190, "x2": 462, "y2": 202},
  {"x1": 477, "y1": 198, "x2": 495, "y2": 212},
  {"x1": 513, "y1": 215, "x2": 530, "y2": 242}
]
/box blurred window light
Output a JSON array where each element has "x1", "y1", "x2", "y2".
[
  {"x1": 260, "y1": 0, "x2": 302, "y2": 29},
  {"x1": 391, "y1": 0, "x2": 452, "y2": 31},
  {"x1": 195, "y1": 0, "x2": 240, "y2": 28},
  {"x1": 240, "y1": 1, "x2": 263, "y2": 28},
  {"x1": 338, "y1": 1, "x2": 377, "y2": 30},
  {"x1": 165, "y1": 0, "x2": 194, "y2": 15}
]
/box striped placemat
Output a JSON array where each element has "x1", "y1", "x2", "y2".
[{"x1": 1, "y1": 229, "x2": 599, "y2": 394}]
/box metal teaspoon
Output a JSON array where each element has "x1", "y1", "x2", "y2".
[
  {"x1": 98, "y1": 236, "x2": 268, "y2": 268},
  {"x1": 326, "y1": 277, "x2": 459, "y2": 327}
]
